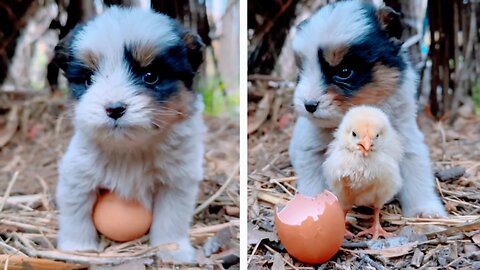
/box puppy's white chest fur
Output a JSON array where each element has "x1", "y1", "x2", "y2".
[{"x1": 60, "y1": 112, "x2": 205, "y2": 210}]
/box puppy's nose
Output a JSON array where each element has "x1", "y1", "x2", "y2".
[
  {"x1": 304, "y1": 101, "x2": 319, "y2": 113},
  {"x1": 105, "y1": 102, "x2": 127, "y2": 120}
]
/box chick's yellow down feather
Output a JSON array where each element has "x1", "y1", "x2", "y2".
[{"x1": 322, "y1": 105, "x2": 404, "y2": 239}]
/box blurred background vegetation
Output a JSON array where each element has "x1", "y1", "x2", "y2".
[
  {"x1": 0, "y1": 0, "x2": 239, "y2": 118},
  {"x1": 248, "y1": 0, "x2": 480, "y2": 121}
]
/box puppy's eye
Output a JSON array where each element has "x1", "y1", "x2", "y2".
[
  {"x1": 352, "y1": 131, "x2": 356, "y2": 137},
  {"x1": 336, "y1": 68, "x2": 353, "y2": 80},
  {"x1": 143, "y1": 72, "x2": 159, "y2": 85},
  {"x1": 85, "y1": 74, "x2": 93, "y2": 87}
]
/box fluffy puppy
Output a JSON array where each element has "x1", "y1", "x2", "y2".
[
  {"x1": 289, "y1": 1, "x2": 446, "y2": 217},
  {"x1": 54, "y1": 7, "x2": 206, "y2": 262}
]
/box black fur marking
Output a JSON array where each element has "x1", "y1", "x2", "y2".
[
  {"x1": 317, "y1": 3, "x2": 406, "y2": 97},
  {"x1": 64, "y1": 57, "x2": 94, "y2": 100},
  {"x1": 318, "y1": 48, "x2": 374, "y2": 97},
  {"x1": 124, "y1": 44, "x2": 195, "y2": 102},
  {"x1": 63, "y1": 25, "x2": 95, "y2": 100},
  {"x1": 55, "y1": 25, "x2": 92, "y2": 100}
]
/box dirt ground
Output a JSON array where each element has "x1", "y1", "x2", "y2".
[
  {"x1": 248, "y1": 79, "x2": 480, "y2": 269},
  {"x1": 0, "y1": 92, "x2": 239, "y2": 269}
]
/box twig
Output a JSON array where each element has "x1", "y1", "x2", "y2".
[
  {"x1": 0, "y1": 255, "x2": 85, "y2": 270},
  {"x1": 0, "y1": 171, "x2": 20, "y2": 212},
  {"x1": 194, "y1": 163, "x2": 238, "y2": 214},
  {"x1": 190, "y1": 220, "x2": 239, "y2": 235},
  {"x1": 269, "y1": 179, "x2": 294, "y2": 197},
  {"x1": 13, "y1": 235, "x2": 177, "y2": 265},
  {"x1": 358, "y1": 253, "x2": 387, "y2": 270},
  {"x1": 2, "y1": 256, "x2": 8, "y2": 270},
  {"x1": 436, "y1": 178, "x2": 445, "y2": 199},
  {"x1": 342, "y1": 241, "x2": 369, "y2": 249},
  {"x1": 35, "y1": 175, "x2": 51, "y2": 211},
  {"x1": 425, "y1": 217, "x2": 480, "y2": 238},
  {"x1": 1, "y1": 220, "x2": 56, "y2": 234},
  {"x1": 0, "y1": 240, "x2": 25, "y2": 256},
  {"x1": 263, "y1": 244, "x2": 305, "y2": 270},
  {"x1": 443, "y1": 197, "x2": 480, "y2": 209},
  {"x1": 247, "y1": 241, "x2": 261, "y2": 266}
]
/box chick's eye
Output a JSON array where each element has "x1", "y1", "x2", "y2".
[
  {"x1": 352, "y1": 131, "x2": 357, "y2": 137},
  {"x1": 376, "y1": 133, "x2": 380, "y2": 138},
  {"x1": 142, "y1": 72, "x2": 159, "y2": 85},
  {"x1": 336, "y1": 68, "x2": 353, "y2": 80}
]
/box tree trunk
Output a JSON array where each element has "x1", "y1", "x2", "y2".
[
  {"x1": 247, "y1": 0, "x2": 299, "y2": 75},
  {"x1": 151, "y1": 0, "x2": 211, "y2": 47},
  {"x1": 0, "y1": 0, "x2": 39, "y2": 85}
]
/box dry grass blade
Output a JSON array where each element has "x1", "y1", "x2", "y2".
[
  {"x1": 0, "y1": 106, "x2": 19, "y2": 148},
  {"x1": 0, "y1": 171, "x2": 20, "y2": 212},
  {"x1": 194, "y1": 163, "x2": 239, "y2": 214}
]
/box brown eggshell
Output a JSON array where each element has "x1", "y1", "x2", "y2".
[
  {"x1": 275, "y1": 191, "x2": 345, "y2": 264},
  {"x1": 93, "y1": 191, "x2": 153, "y2": 242}
]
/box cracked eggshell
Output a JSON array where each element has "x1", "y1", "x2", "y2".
[{"x1": 275, "y1": 191, "x2": 345, "y2": 264}]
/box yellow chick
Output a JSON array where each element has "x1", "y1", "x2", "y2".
[{"x1": 323, "y1": 105, "x2": 404, "y2": 239}]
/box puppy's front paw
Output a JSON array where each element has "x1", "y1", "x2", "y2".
[
  {"x1": 156, "y1": 238, "x2": 196, "y2": 263},
  {"x1": 57, "y1": 238, "x2": 99, "y2": 252},
  {"x1": 404, "y1": 203, "x2": 448, "y2": 218},
  {"x1": 58, "y1": 241, "x2": 100, "y2": 252}
]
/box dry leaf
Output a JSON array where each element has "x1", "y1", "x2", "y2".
[
  {"x1": 353, "y1": 241, "x2": 418, "y2": 258},
  {"x1": 248, "y1": 91, "x2": 273, "y2": 134},
  {"x1": 271, "y1": 252, "x2": 285, "y2": 270},
  {"x1": 203, "y1": 227, "x2": 233, "y2": 257},
  {"x1": 472, "y1": 234, "x2": 480, "y2": 245},
  {"x1": 248, "y1": 223, "x2": 278, "y2": 245},
  {"x1": 444, "y1": 201, "x2": 459, "y2": 212}
]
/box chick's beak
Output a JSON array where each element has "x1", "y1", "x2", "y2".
[{"x1": 358, "y1": 136, "x2": 372, "y2": 156}]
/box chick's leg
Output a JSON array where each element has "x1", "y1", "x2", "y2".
[
  {"x1": 356, "y1": 208, "x2": 393, "y2": 239},
  {"x1": 343, "y1": 209, "x2": 355, "y2": 237}
]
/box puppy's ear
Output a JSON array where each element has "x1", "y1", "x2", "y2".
[
  {"x1": 296, "y1": 18, "x2": 310, "y2": 31},
  {"x1": 182, "y1": 30, "x2": 205, "y2": 72},
  {"x1": 53, "y1": 30, "x2": 75, "y2": 72},
  {"x1": 377, "y1": 6, "x2": 402, "y2": 39}
]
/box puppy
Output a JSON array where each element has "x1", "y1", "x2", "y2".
[
  {"x1": 54, "y1": 7, "x2": 206, "y2": 262},
  {"x1": 289, "y1": 1, "x2": 446, "y2": 217}
]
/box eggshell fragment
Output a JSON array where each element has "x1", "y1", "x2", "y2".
[
  {"x1": 93, "y1": 191, "x2": 153, "y2": 242},
  {"x1": 275, "y1": 191, "x2": 345, "y2": 264}
]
